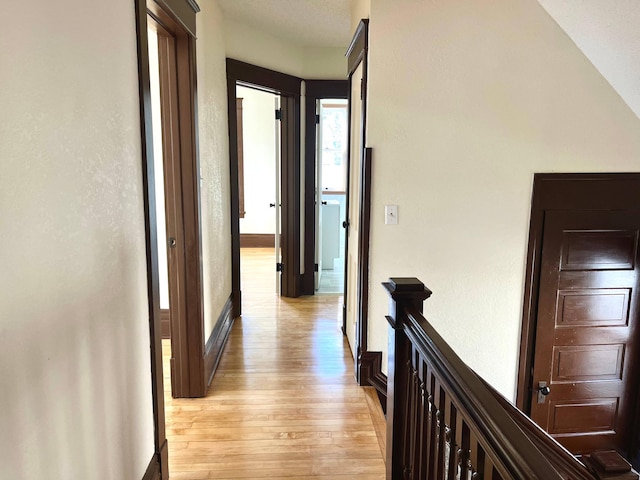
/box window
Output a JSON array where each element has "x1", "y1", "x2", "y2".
[{"x1": 320, "y1": 100, "x2": 348, "y2": 193}]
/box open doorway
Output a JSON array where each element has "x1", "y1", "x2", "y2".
[
  {"x1": 315, "y1": 99, "x2": 348, "y2": 294},
  {"x1": 145, "y1": 6, "x2": 208, "y2": 401},
  {"x1": 236, "y1": 85, "x2": 281, "y2": 296},
  {"x1": 226, "y1": 59, "x2": 302, "y2": 317}
]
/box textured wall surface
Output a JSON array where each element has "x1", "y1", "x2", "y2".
[
  {"x1": 0, "y1": 0, "x2": 154, "y2": 478},
  {"x1": 537, "y1": 0, "x2": 640, "y2": 120},
  {"x1": 224, "y1": 18, "x2": 346, "y2": 80},
  {"x1": 350, "y1": 0, "x2": 371, "y2": 31},
  {"x1": 366, "y1": 0, "x2": 640, "y2": 399},
  {"x1": 218, "y1": 0, "x2": 351, "y2": 48},
  {"x1": 198, "y1": 0, "x2": 234, "y2": 339}
]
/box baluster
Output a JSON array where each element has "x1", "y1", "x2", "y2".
[
  {"x1": 445, "y1": 399, "x2": 457, "y2": 480},
  {"x1": 454, "y1": 406, "x2": 464, "y2": 480},
  {"x1": 406, "y1": 357, "x2": 418, "y2": 479},
  {"x1": 409, "y1": 349, "x2": 420, "y2": 478},
  {"x1": 433, "y1": 408, "x2": 442, "y2": 480},
  {"x1": 435, "y1": 386, "x2": 446, "y2": 479},
  {"x1": 403, "y1": 357, "x2": 413, "y2": 479},
  {"x1": 465, "y1": 456, "x2": 474, "y2": 480},
  {"x1": 415, "y1": 357, "x2": 427, "y2": 480},
  {"x1": 444, "y1": 425, "x2": 452, "y2": 480},
  {"x1": 455, "y1": 421, "x2": 469, "y2": 480},
  {"x1": 456, "y1": 448, "x2": 472, "y2": 480},
  {"x1": 428, "y1": 374, "x2": 438, "y2": 480},
  {"x1": 469, "y1": 431, "x2": 481, "y2": 480},
  {"x1": 417, "y1": 380, "x2": 427, "y2": 479}
]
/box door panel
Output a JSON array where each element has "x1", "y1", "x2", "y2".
[
  {"x1": 315, "y1": 99, "x2": 323, "y2": 291},
  {"x1": 156, "y1": 27, "x2": 190, "y2": 397},
  {"x1": 344, "y1": 61, "x2": 364, "y2": 358},
  {"x1": 274, "y1": 96, "x2": 282, "y2": 294},
  {"x1": 278, "y1": 95, "x2": 300, "y2": 298},
  {"x1": 531, "y1": 209, "x2": 640, "y2": 454}
]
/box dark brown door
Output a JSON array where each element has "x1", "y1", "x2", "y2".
[{"x1": 530, "y1": 208, "x2": 640, "y2": 454}]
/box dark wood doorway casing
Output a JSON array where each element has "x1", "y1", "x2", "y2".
[
  {"x1": 146, "y1": 1, "x2": 206, "y2": 400},
  {"x1": 517, "y1": 173, "x2": 640, "y2": 463},
  {"x1": 135, "y1": 0, "x2": 201, "y2": 477},
  {"x1": 344, "y1": 20, "x2": 380, "y2": 391},
  {"x1": 226, "y1": 59, "x2": 302, "y2": 316},
  {"x1": 301, "y1": 80, "x2": 349, "y2": 295}
]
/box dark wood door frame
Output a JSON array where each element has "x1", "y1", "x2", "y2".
[
  {"x1": 147, "y1": 0, "x2": 206, "y2": 400},
  {"x1": 344, "y1": 20, "x2": 379, "y2": 390},
  {"x1": 301, "y1": 80, "x2": 349, "y2": 295},
  {"x1": 226, "y1": 59, "x2": 302, "y2": 316},
  {"x1": 517, "y1": 173, "x2": 640, "y2": 461},
  {"x1": 135, "y1": 0, "x2": 201, "y2": 477}
]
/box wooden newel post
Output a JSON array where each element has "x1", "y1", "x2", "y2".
[{"x1": 383, "y1": 277, "x2": 432, "y2": 480}]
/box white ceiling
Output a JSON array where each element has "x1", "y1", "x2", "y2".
[
  {"x1": 216, "y1": 0, "x2": 352, "y2": 48},
  {"x1": 536, "y1": 0, "x2": 640, "y2": 119}
]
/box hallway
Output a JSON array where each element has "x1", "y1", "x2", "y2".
[{"x1": 163, "y1": 248, "x2": 386, "y2": 479}]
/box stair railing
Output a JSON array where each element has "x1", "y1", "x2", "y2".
[{"x1": 384, "y1": 277, "x2": 596, "y2": 480}]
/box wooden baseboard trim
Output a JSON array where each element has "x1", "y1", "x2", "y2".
[
  {"x1": 160, "y1": 309, "x2": 170, "y2": 339},
  {"x1": 360, "y1": 350, "x2": 388, "y2": 411},
  {"x1": 203, "y1": 295, "x2": 234, "y2": 388},
  {"x1": 142, "y1": 453, "x2": 160, "y2": 480},
  {"x1": 240, "y1": 233, "x2": 274, "y2": 248}
]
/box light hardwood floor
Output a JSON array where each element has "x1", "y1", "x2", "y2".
[{"x1": 163, "y1": 248, "x2": 386, "y2": 479}]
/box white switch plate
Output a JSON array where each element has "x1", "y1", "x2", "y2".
[{"x1": 385, "y1": 205, "x2": 398, "y2": 225}]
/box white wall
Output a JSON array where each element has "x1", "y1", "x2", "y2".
[
  {"x1": 224, "y1": 18, "x2": 346, "y2": 79},
  {"x1": 303, "y1": 47, "x2": 347, "y2": 80},
  {"x1": 366, "y1": 0, "x2": 640, "y2": 400},
  {"x1": 225, "y1": 18, "x2": 304, "y2": 77},
  {"x1": 536, "y1": 0, "x2": 640, "y2": 120},
  {"x1": 237, "y1": 86, "x2": 277, "y2": 235},
  {"x1": 197, "y1": 0, "x2": 233, "y2": 340},
  {"x1": 0, "y1": 0, "x2": 154, "y2": 478},
  {"x1": 350, "y1": 0, "x2": 371, "y2": 31}
]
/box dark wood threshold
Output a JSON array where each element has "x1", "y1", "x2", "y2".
[
  {"x1": 240, "y1": 233, "x2": 275, "y2": 248},
  {"x1": 142, "y1": 452, "x2": 161, "y2": 480},
  {"x1": 359, "y1": 350, "x2": 387, "y2": 413},
  {"x1": 203, "y1": 295, "x2": 234, "y2": 388},
  {"x1": 160, "y1": 309, "x2": 170, "y2": 339}
]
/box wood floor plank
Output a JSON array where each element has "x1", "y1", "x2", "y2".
[{"x1": 164, "y1": 248, "x2": 386, "y2": 479}]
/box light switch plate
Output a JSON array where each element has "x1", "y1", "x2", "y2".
[{"x1": 385, "y1": 205, "x2": 398, "y2": 225}]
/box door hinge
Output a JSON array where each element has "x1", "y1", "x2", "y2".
[
  {"x1": 315, "y1": 114, "x2": 320, "y2": 124},
  {"x1": 276, "y1": 262, "x2": 284, "y2": 272},
  {"x1": 360, "y1": 77, "x2": 364, "y2": 100},
  {"x1": 314, "y1": 263, "x2": 319, "y2": 272},
  {"x1": 275, "y1": 108, "x2": 282, "y2": 120}
]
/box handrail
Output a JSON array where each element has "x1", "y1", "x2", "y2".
[
  {"x1": 384, "y1": 277, "x2": 596, "y2": 480},
  {"x1": 480, "y1": 376, "x2": 594, "y2": 480}
]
